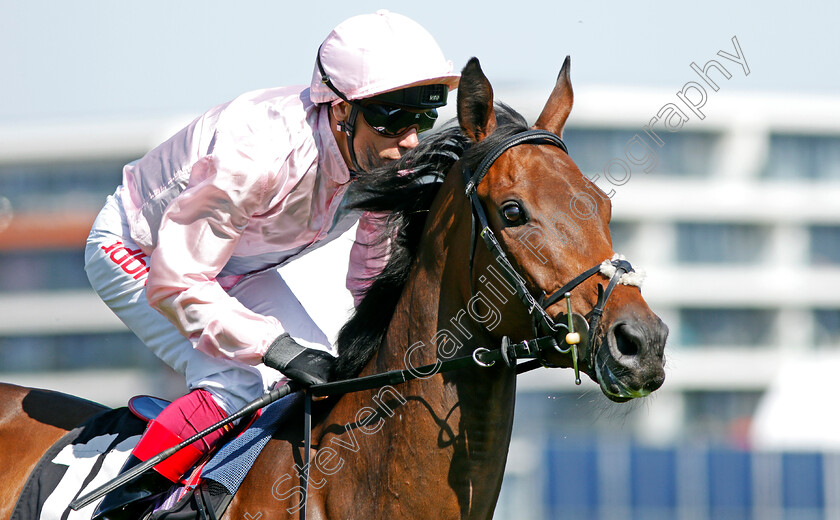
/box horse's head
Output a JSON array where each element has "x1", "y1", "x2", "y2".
[{"x1": 456, "y1": 57, "x2": 667, "y2": 401}]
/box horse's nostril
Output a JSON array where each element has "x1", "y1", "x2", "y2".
[{"x1": 613, "y1": 324, "x2": 640, "y2": 357}]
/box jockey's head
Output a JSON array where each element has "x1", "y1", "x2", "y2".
[{"x1": 310, "y1": 10, "x2": 460, "y2": 172}]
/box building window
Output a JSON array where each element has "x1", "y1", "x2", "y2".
[
  {"x1": 814, "y1": 309, "x2": 840, "y2": 348},
  {"x1": 0, "y1": 249, "x2": 89, "y2": 291},
  {"x1": 563, "y1": 128, "x2": 717, "y2": 178},
  {"x1": 609, "y1": 220, "x2": 637, "y2": 258},
  {"x1": 676, "y1": 222, "x2": 769, "y2": 264},
  {"x1": 679, "y1": 308, "x2": 775, "y2": 347},
  {"x1": 761, "y1": 134, "x2": 840, "y2": 180},
  {"x1": 684, "y1": 391, "x2": 763, "y2": 443},
  {"x1": 0, "y1": 331, "x2": 160, "y2": 372},
  {"x1": 810, "y1": 225, "x2": 840, "y2": 265},
  {"x1": 0, "y1": 158, "x2": 129, "y2": 213}
]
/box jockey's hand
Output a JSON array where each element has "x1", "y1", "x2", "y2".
[{"x1": 262, "y1": 333, "x2": 335, "y2": 387}]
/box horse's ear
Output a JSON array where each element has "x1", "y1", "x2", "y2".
[
  {"x1": 532, "y1": 56, "x2": 574, "y2": 136},
  {"x1": 457, "y1": 57, "x2": 497, "y2": 142}
]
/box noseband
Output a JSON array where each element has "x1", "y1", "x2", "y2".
[{"x1": 462, "y1": 129, "x2": 636, "y2": 383}]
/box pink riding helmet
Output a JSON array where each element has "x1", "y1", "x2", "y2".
[{"x1": 309, "y1": 10, "x2": 460, "y2": 105}]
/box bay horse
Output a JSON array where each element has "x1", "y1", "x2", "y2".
[{"x1": 0, "y1": 57, "x2": 667, "y2": 519}]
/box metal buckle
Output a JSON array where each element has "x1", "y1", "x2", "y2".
[{"x1": 472, "y1": 347, "x2": 494, "y2": 367}]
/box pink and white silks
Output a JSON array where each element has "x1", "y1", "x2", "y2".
[{"x1": 85, "y1": 86, "x2": 389, "y2": 413}]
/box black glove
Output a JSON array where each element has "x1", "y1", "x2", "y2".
[{"x1": 262, "y1": 333, "x2": 335, "y2": 387}]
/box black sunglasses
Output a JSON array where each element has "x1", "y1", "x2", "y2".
[{"x1": 354, "y1": 103, "x2": 439, "y2": 137}]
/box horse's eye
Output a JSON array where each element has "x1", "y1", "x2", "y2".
[{"x1": 501, "y1": 201, "x2": 525, "y2": 225}]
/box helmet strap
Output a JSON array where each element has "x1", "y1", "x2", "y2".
[
  {"x1": 342, "y1": 106, "x2": 363, "y2": 173},
  {"x1": 317, "y1": 45, "x2": 353, "y2": 105},
  {"x1": 319, "y1": 45, "x2": 363, "y2": 174}
]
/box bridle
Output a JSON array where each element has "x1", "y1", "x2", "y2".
[{"x1": 461, "y1": 129, "x2": 636, "y2": 383}]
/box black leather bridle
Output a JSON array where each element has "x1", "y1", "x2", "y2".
[{"x1": 461, "y1": 129, "x2": 636, "y2": 383}]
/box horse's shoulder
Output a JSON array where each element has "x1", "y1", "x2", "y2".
[{"x1": 0, "y1": 384, "x2": 108, "y2": 518}]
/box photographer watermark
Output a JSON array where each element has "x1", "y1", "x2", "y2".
[{"x1": 591, "y1": 35, "x2": 749, "y2": 198}]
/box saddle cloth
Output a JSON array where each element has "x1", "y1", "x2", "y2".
[
  {"x1": 10, "y1": 394, "x2": 299, "y2": 520},
  {"x1": 10, "y1": 407, "x2": 147, "y2": 520}
]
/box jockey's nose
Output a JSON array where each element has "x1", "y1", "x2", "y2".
[{"x1": 398, "y1": 128, "x2": 420, "y2": 150}]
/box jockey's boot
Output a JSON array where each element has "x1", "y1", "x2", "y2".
[{"x1": 92, "y1": 388, "x2": 230, "y2": 520}]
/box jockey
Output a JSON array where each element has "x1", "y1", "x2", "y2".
[{"x1": 85, "y1": 10, "x2": 459, "y2": 518}]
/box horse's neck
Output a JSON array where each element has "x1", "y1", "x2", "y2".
[{"x1": 366, "y1": 183, "x2": 518, "y2": 514}]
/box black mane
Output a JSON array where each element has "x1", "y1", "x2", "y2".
[{"x1": 333, "y1": 104, "x2": 529, "y2": 379}]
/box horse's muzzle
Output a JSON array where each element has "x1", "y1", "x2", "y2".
[{"x1": 595, "y1": 317, "x2": 668, "y2": 402}]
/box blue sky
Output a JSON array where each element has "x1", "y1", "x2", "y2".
[{"x1": 1, "y1": 0, "x2": 838, "y2": 123}]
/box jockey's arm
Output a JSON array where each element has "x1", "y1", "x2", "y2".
[
  {"x1": 346, "y1": 211, "x2": 392, "y2": 307},
  {"x1": 144, "y1": 145, "x2": 287, "y2": 366}
]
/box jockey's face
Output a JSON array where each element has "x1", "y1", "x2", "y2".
[{"x1": 331, "y1": 102, "x2": 421, "y2": 172}]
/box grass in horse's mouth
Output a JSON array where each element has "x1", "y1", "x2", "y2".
[{"x1": 595, "y1": 347, "x2": 641, "y2": 403}]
